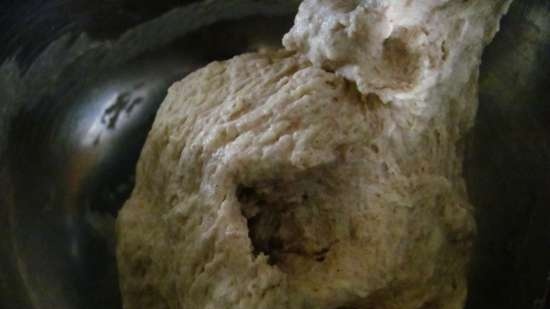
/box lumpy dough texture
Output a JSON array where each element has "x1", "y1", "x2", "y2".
[
  {"x1": 118, "y1": 49, "x2": 471, "y2": 309},
  {"x1": 284, "y1": 0, "x2": 512, "y2": 103},
  {"x1": 117, "y1": 1, "x2": 512, "y2": 309}
]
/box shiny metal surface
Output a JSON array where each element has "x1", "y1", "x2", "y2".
[
  {"x1": 0, "y1": 1, "x2": 549, "y2": 309},
  {"x1": 7, "y1": 52, "x2": 196, "y2": 309}
]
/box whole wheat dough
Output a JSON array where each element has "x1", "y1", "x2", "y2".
[{"x1": 116, "y1": 1, "x2": 512, "y2": 309}]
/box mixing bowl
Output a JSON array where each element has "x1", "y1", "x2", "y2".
[{"x1": 0, "y1": 1, "x2": 549, "y2": 308}]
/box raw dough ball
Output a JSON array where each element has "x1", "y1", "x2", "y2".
[
  {"x1": 117, "y1": 50, "x2": 471, "y2": 309},
  {"x1": 117, "y1": 0, "x2": 512, "y2": 308}
]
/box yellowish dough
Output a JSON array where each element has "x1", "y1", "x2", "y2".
[{"x1": 116, "y1": 1, "x2": 512, "y2": 308}]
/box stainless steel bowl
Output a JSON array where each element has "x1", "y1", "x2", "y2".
[{"x1": 1, "y1": 1, "x2": 549, "y2": 309}]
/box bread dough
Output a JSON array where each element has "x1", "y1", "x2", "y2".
[
  {"x1": 283, "y1": 0, "x2": 511, "y2": 102},
  {"x1": 116, "y1": 1, "x2": 512, "y2": 308}
]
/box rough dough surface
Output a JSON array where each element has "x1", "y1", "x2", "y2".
[{"x1": 116, "y1": 1, "x2": 511, "y2": 309}]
